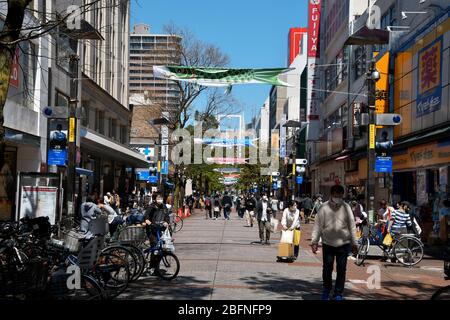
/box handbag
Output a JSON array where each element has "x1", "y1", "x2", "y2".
[
  {"x1": 383, "y1": 232, "x2": 393, "y2": 246},
  {"x1": 280, "y1": 230, "x2": 294, "y2": 244},
  {"x1": 293, "y1": 229, "x2": 301, "y2": 246},
  {"x1": 270, "y1": 218, "x2": 279, "y2": 232}
]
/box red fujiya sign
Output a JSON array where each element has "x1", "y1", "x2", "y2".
[{"x1": 308, "y1": 0, "x2": 321, "y2": 58}]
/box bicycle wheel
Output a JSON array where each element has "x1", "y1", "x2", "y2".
[
  {"x1": 101, "y1": 246, "x2": 138, "y2": 282},
  {"x1": 156, "y1": 252, "x2": 180, "y2": 281},
  {"x1": 95, "y1": 252, "x2": 130, "y2": 299},
  {"x1": 355, "y1": 237, "x2": 369, "y2": 266},
  {"x1": 431, "y1": 285, "x2": 450, "y2": 300},
  {"x1": 122, "y1": 244, "x2": 146, "y2": 281},
  {"x1": 63, "y1": 275, "x2": 104, "y2": 300},
  {"x1": 393, "y1": 236, "x2": 424, "y2": 267},
  {"x1": 173, "y1": 217, "x2": 183, "y2": 233}
]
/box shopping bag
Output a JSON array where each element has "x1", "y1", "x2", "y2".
[
  {"x1": 383, "y1": 232, "x2": 393, "y2": 246},
  {"x1": 280, "y1": 230, "x2": 294, "y2": 244},
  {"x1": 270, "y1": 218, "x2": 279, "y2": 232},
  {"x1": 161, "y1": 229, "x2": 175, "y2": 252},
  {"x1": 293, "y1": 229, "x2": 301, "y2": 246}
]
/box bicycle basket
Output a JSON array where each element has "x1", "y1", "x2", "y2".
[
  {"x1": 118, "y1": 226, "x2": 147, "y2": 243},
  {"x1": 77, "y1": 236, "x2": 105, "y2": 270},
  {"x1": 62, "y1": 230, "x2": 86, "y2": 253},
  {"x1": 88, "y1": 216, "x2": 109, "y2": 236}
]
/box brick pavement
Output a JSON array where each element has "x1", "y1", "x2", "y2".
[{"x1": 120, "y1": 209, "x2": 448, "y2": 300}]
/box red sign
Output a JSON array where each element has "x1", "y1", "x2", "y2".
[
  {"x1": 9, "y1": 47, "x2": 20, "y2": 88},
  {"x1": 308, "y1": 0, "x2": 321, "y2": 58},
  {"x1": 288, "y1": 28, "x2": 307, "y2": 65}
]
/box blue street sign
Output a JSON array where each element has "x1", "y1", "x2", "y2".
[
  {"x1": 375, "y1": 156, "x2": 393, "y2": 173},
  {"x1": 136, "y1": 171, "x2": 150, "y2": 181},
  {"x1": 296, "y1": 176, "x2": 304, "y2": 184},
  {"x1": 272, "y1": 182, "x2": 278, "y2": 190},
  {"x1": 148, "y1": 175, "x2": 158, "y2": 184},
  {"x1": 48, "y1": 149, "x2": 67, "y2": 166},
  {"x1": 161, "y1": 161, "x2": 169, "y2": 175}
]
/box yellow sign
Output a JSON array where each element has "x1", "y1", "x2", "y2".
[
  {"x1": 375, "y1": 52, "x2": 389, "y2": 114},
  {"x1": 292, "y1": 164, "x2": 296, "y2": 175},
  {"x1": 369, "y1": 124, "x2": 376, "y2": 149},
  {"x1": 69, "y1": 117, "x2": 75, "y2": 143},
  {"x1": 157, "y1": 161, "x2": 161, "y2": 173}
]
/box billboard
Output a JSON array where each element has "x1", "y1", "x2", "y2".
[
  {"x1": 47, "y1": 119, "x2": 68, "y2": 166},
  {"x1": 417, "y1": 36, "x2": 442, "y2": 117}
]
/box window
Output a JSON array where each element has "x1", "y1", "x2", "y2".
[
  {"x1": 120, "y1": 126, "x2": 128, "y2": 144},
  {"x1": 109, "y1": 118, "x2": 117, "y2": 140},
  {"x1": 55, "y1": 30, "x2": 77, "y2": 73},
  {"x1": 82, "y1": 102, "x2": 89, "y2": 127},
  {"x1": 95, "y1": 110, "x2": 105, "y2": 135},
  {"x1": 353, "y1": 46, "x2": 367, "y2": 79},
  {"x1": 22, "y1": 41, "x2": 37, "y2": 108},
  {"x1": 55, "y1": 91, "x2": 69, "y2": 107},
  {"x1": 381, "y1": 5, "x2": 397, "y2": 30}
]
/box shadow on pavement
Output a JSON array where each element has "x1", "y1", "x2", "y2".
[{"x1": 122, "y1": 275, "x2": 212, "y2": 300}]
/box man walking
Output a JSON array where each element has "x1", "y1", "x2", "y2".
[
  {"x1": 245, "y1": 194, "x2": 256, "y2": 227},
  {"x1": 256, "y1": 194, "x2": 272, "y2": 244},
  {"x1": 221, "y1": 191, "x2": 233, "y2": 220},
  {"x1": 302, "y1": 194, "x2": 313, "y2": 222},
  {"x1": 311, "y1": 185, "x2": 358, "y2": 301}
]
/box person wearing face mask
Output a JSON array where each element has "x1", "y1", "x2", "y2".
[
  {"x1": 311, "y1": 185, "x2": 358, "y2": 301},
  {"x1": 143, "y1": 193, "x2": 171, "y2": 244},
  {"x1": 281, "y1": 200, "x2": 301, "y2": 258},
  {"x1": 255, "y1": 194, "x2": 273, "y2": 244}
]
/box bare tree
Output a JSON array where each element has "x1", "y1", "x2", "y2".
[{"x1": 162, "y1": 23, "x2": 230, "y2": 130}]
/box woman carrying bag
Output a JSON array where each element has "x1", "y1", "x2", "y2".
[{"x1": 281, "y1": 200, "x2": 301, "y2": 259}]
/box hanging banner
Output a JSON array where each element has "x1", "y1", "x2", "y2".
[
  {"x1": 306, "y1": 0, "x2": 322, "y2": 141},
  {"x1": 280, "y1": 114, "x2": 287, "y2": 158},
  {"x1": 9, "y1": 47, "x2": 20, "y2": 88},
  {"x1": 195, "y1": 137, "x2": 257, "y2": 147},
  {"x1": 375, "y1": 52, "x2": 390, "y2": 114},
  {"x1": 153, "y1": 66, "x2": 293, "y2": 87},
  {"x1": 417, "y1": 36, "x2": 442, "y2": 117}
]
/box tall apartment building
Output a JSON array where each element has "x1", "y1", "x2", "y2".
[{"x1": 129, "y1": 24, "x2": 182, "y2": 147}]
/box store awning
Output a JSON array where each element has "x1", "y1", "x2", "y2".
[
  {"x1": 396, "y1": 126, "x2": 450, "y2": 147},
  {"x1": 76, "y1": 168, "x2": 94, "y2": 176},
  {"x1": 80, "y1": 127, "x2": 150, "y2": 168},
  {"x1": 5, "y1": 128, "x2": 40, "y2": 148}
]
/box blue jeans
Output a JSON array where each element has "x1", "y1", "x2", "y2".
[{"x1": 224, "y1": 207, "x2": 231, "y2": 219}]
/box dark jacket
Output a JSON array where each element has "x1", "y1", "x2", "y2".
[
  {"x1": 245, "y1": 197, "x2": 256, "y2": 211},
  {"x1": 221, "y1": 195, "x2": 233, "y2": 209},
  {"x1": 144, "y1": 203, "x2": 170, "y2": 225},
  {"x1": 255, "y1": 200, "x2": 272, "y2": 221}
]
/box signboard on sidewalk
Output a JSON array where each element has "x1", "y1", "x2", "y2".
[{"x1": 19, "y1": 186, "x2": 58, "y2": 224}]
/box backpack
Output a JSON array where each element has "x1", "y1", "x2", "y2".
[{"x1": 205, "y1": 199, "x2": 211, "y2": 206}]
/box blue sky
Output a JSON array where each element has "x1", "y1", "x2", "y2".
[{"x1": 130, "y1": 0, "x2": 308, "y2": 128}]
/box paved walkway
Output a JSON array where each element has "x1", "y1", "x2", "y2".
[{"x1": 121, "y1": 209, "x2": 448, "y2": 300}]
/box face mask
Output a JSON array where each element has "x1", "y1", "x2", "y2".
[
  {"x1": 263, "y1": 197, "x2": 268, "y2": 201},
  {"x1": 157, "y1": 199, "x2": 163, "y2": 204},
  {"x1": 331, "y1": 197, "x2": 343, "y2": 205}
]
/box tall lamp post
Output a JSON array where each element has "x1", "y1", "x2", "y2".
[
  {"x1": 283, "y1": 120, "x2": 307, "y2": 200},
  {"x1": 344, "y1": 22, "x2": 389, "y2": 222},
  {"x1": 367, "y1": 60, "x2": 380, "y2": 223}
]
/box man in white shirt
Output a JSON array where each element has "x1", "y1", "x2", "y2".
[{"x1": 256, "y1": 194, "x2": 272, "y2": 245}]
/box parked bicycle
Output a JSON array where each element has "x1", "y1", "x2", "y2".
[{"x1": 355, "y1": 220, "x2": 424, "y2": 267}]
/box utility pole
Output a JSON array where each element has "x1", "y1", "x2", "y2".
[
  {"x1": 67, "y1": 54, "x2": 79, "y2": 220},
  {"x1": 366, "y1": 58, "x2": 379, "y2": 223}
]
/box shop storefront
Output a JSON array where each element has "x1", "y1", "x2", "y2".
[{"x1": 313, "y1": 159, "x2": 345, "y2": 198}]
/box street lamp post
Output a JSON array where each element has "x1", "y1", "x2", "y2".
[{"x1": 366, "y1": 59, "x2": 380, "y2": 223}]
